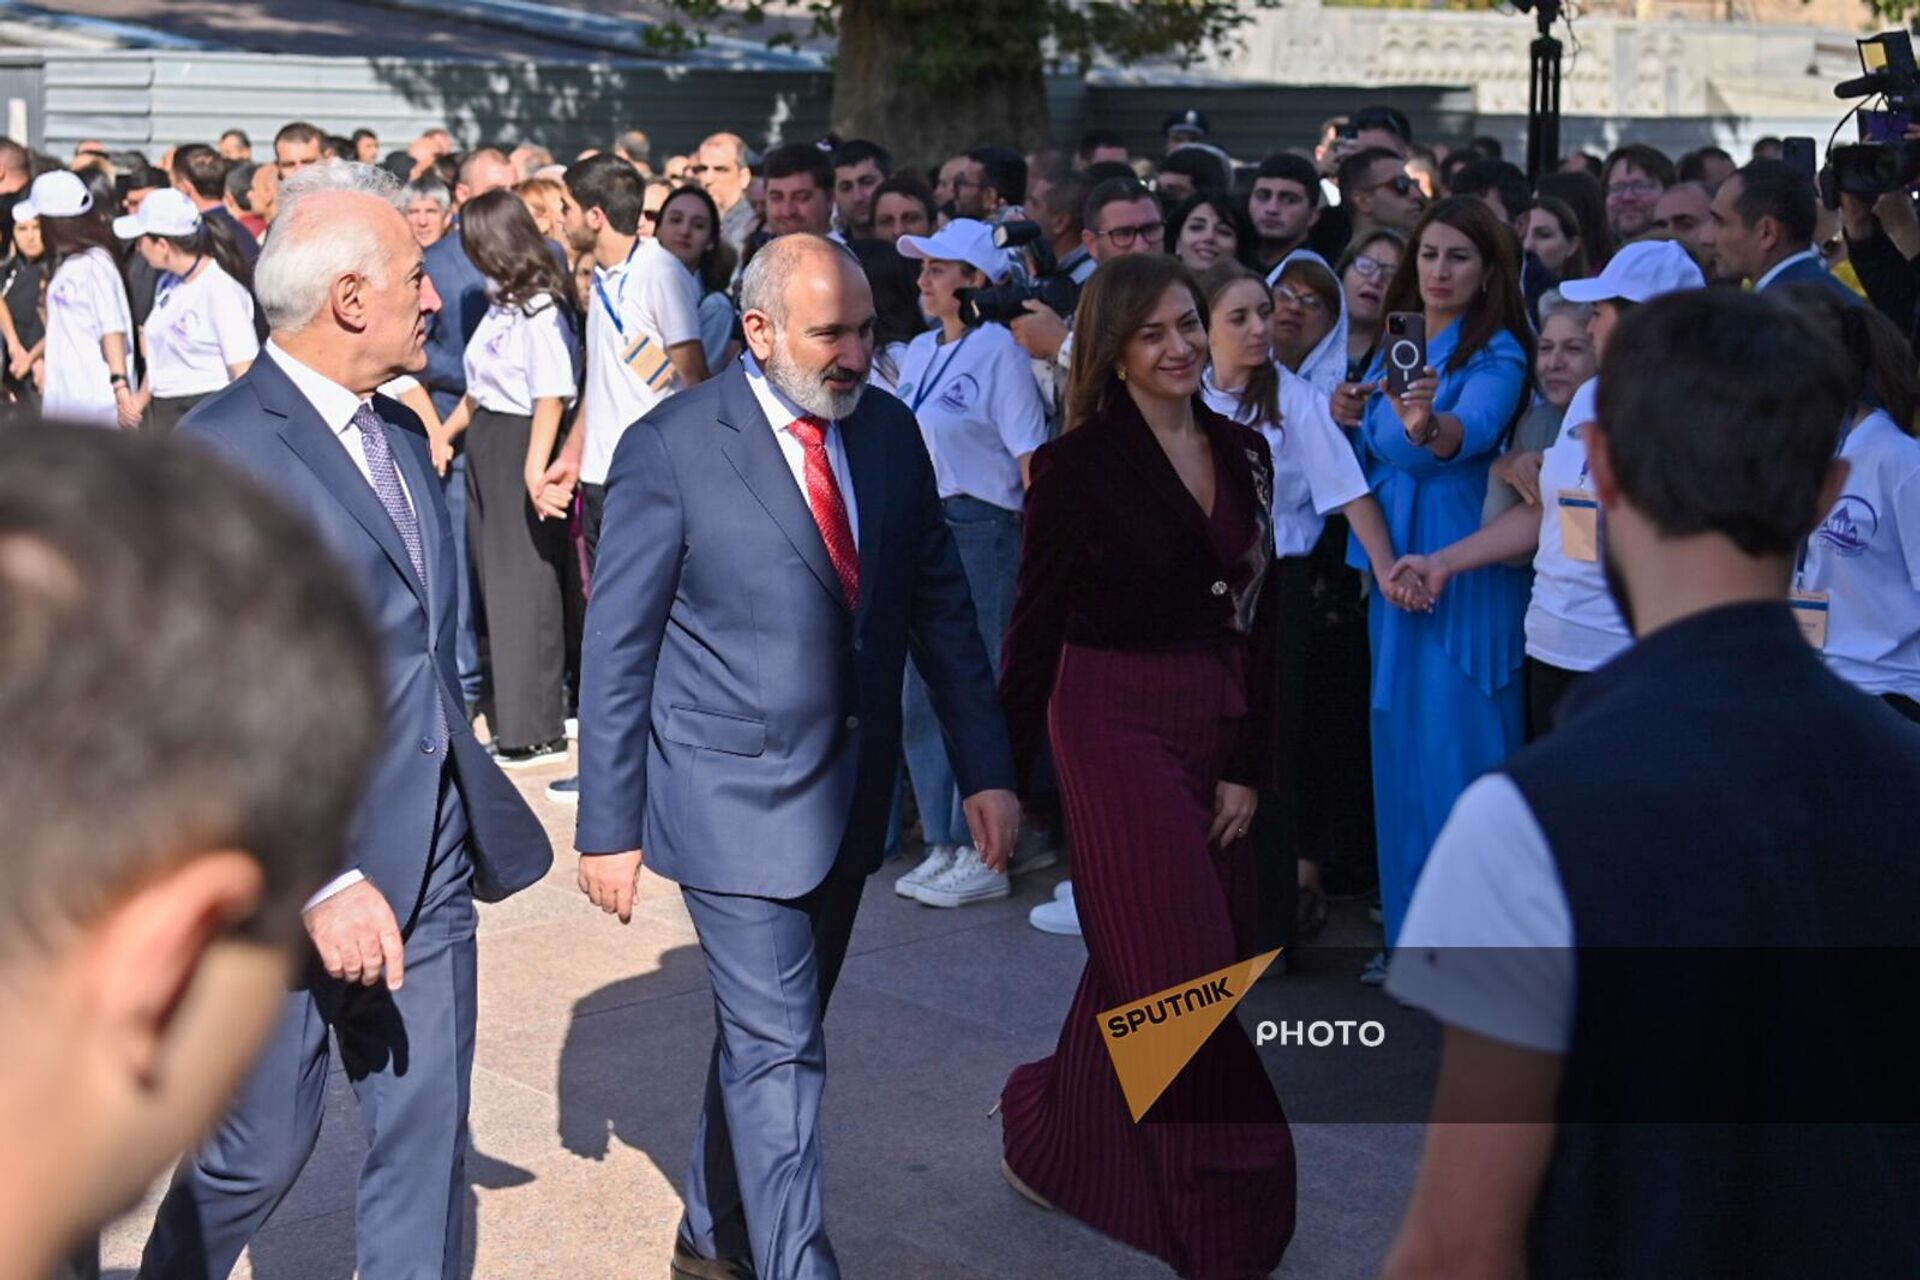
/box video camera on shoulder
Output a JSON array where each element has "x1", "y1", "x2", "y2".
[
  {"x1": 957, "y1": 221, "x2": 1082, "y2": 327},
  {"x1": 1823, "y1": 30, "x2": 1920, "y2": 207}
]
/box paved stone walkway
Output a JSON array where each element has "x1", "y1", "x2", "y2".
[{"x1": 102, "y1": 752, "x2": 1425, "y2": 1278}]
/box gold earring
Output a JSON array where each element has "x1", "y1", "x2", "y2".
[{"x1": 1117, "y1": 368, "x2": 1128, "y2": 381}]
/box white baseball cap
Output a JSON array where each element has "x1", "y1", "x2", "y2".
[
  {"x1": 11, "y1": 170, "x2": 93, "y2": 224},
  {"x1": 1559, "y1": 240, "x2": 1704, "y2": 305},
  {"x1": 113, "y1": 187, "x2": 203, "y2": 240},
  {"x1": 895, "y1": 218, "x2": 1011, "y2": 283}
]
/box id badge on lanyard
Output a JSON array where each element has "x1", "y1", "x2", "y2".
[
  {"x1": 595, "y1": 243, "x2": 674, "y2": 392},
  {"x1": 1556, "y1": 489, "x2": 1600, "y2": 563},
  {"x1": 1791, "y1": 542, "x2": 1829, "y2": 649}
]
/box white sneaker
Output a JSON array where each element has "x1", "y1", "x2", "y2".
[
  {"x1": 1053, "y1": 879, "x2": 1074, "y2": 903},
  {"x1": 1028, "y1": 894, "x2": 1081, "y2": 937},
  {"x1": 893, "y1": 845, "x2": 958, "y2": 899},
  {"x1": 913, "y1": 846, "x2": 1010, "y2": 908},
  {"x1": 1007, "y1": 825, "x2": 1059, "y2": 876}
]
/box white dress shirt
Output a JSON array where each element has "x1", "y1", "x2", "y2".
[
  {"x1": 266, "y1": 340, "x2": 418, "y2": 908},
  {"x1": 743, "y1": 353, "x2": 860, "y2": 544}
]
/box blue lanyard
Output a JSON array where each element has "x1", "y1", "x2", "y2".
[
  {"x1": 908, "y1": 330, "x2": 973, "y2": 414},
  {"x1": 592, "y1": 240, "x2": 641, "y2": 337}
]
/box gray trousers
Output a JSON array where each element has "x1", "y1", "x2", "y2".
[
  {"x1": 465, "y1": 407, "x2": 568, "y2": 751},
  {"x1": 678, "y1": 869, "x2": 866, "y2": 1280},
  {"x1": 138, "y1": 774, "x2": 476, "y2": 1280}
]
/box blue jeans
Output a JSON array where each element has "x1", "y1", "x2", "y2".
[{"x1": 901, "y1": 496, "x2": 1021, "y2": 846}]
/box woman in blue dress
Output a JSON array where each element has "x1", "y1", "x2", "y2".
[{"x1": 1331, "y1": 197, "x2": 1534, "y2": 984}]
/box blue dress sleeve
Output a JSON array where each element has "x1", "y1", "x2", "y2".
[{"x1": 1444, "y1": 331, "x2": 1529, "y2": 463}]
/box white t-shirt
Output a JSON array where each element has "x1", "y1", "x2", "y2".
[
  {"x1": 144, "y1": 261, "x2": 258, "y2": 398},
  {"x1": 1201, "y1": 365, "x2": 1370, "y2": 557},
  {"x1": 1386, "y1": 773, "x2": 1576, "y2": 1054},
  {"x1": 1524, "y1": 377, "x2": 1633, "y2": 672},
  {"x1": 1798, "y1": 409, "x2": 1920, "y2": 699},
  {"x1": 580, "y1": 238, "x2": 700, "y2": 485},
  {"x1": 895, "y1": 323, "x2": 1049, "y2": 513},
  {"x1": 462, "y1": 292, "x2": 579, "y2": 417},
  {"x1": 43, "y1": 247, "x2": 134, "y2": 428}
]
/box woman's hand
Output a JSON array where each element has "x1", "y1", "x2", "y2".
[
  {"x1": 1391, "y1": 368, "x2": 1440, "y2": 445},
  {"x1": 1331, "y1": 380, "x2": 1376, "y2": 429},
  {"x1": 527, "y1": 462, "x2": 572, "y2": 520},
  {"x1": 1209, "y1": 782, "x2": 1259, "y2": 848},
  {"x1": 8, "y1": 347, "x2": 32, "y2": 381},
  {"x1": 1383, "y1": 557, "x2": 1436, "y2": 612},
  {"x1": 428, "y1": 424, "x2": 455, "y2": 476},
  {"x1": 1388, "y1": 552, "x2": 1451, "y2": 610},
  {"x1": 114, "y1": 383, "x2": 141, "y2": 429},
  {"x1": 1491, "y1": 448, "x2": 1545, "y2": 506}
]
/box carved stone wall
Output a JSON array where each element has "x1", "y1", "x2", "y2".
[{"x1": 1231, "y1": 0, "x2": 1866, "y2": 121}]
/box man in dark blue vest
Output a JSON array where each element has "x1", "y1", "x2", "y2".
[{"x1": 1381, "y1": 289, "x2": 1920, "y2": 1278}]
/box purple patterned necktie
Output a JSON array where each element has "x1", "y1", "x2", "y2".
[
  {"x1": 353, "y1": 401, "x2": 448, "y2": 743},
  {"x1": 352, "y1": 401, "x2": 426, "y2": 588}
]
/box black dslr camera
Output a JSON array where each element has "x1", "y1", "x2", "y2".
[
  {"x1": 1823, "y1": 31, "x2": 1920, "y2": 207},
  {"x1": 957, "y1": 221, "x2": 1082, "y2": 327}
]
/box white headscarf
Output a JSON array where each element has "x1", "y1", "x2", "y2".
[{"x1": 1266, "y1": 248, "x2": 1350, "y2": 401}]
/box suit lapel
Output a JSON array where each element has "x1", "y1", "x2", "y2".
[
  {"x1": 1104, "y1": 391, "x2": 1213, "y2": 547},
  {"x1": 715, "y1": 365, "x2": 849, "y2": 610},
  {"x1": 259, "y1": 357, "x2": 429, "y2": 612},
  {"x1": 840, "y1": 400, "x2": 887, "y2": 625}
]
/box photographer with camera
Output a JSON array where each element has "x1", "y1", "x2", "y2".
[
  {"x1": 889, "y1": 219, "x2": 1052, "y2": 909},
  {"x1": 1703, "y1": 158, "x2": 1857, "y2": 299},
  {"x1": 1026, "y1": 168, "x2": 1096, "y2": 286},
  {"x1": 1009, "y1": 177, "x2": 1163, "y2": 364}
]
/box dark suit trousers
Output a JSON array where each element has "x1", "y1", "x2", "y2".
[
  {"x1": 139, "y1": 771, "x2": 477, "y2": 1280},
  {"x1": 465, "y1": 407, "x2": 568, "y2": 750},
  {"x1": 678, "y1": 868, "x2": 865, "y2": 1280}
]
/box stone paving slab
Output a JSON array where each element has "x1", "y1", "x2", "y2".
[{"x1": 100, "y1": 751, "x2": 1422, "y2": 1278}]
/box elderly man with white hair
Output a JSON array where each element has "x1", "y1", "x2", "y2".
[{"x1": 136, "y1": 162, "x2": 553, "y2": 1280}]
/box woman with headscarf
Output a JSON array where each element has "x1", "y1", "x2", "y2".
[{"x1": 1266, "y1": 248, "x2": 1348, "y2": 399}]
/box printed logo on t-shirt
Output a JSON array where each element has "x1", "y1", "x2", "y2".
[
  {"x1": 1815, "y1": 495, "x2": 1878, "y2": 558},
  {"x1": 169, "y1": 310, "x2": 199, "y2": 341},
  {"x1": 936, "y1": 373, "x2": 980, "y2": 415},
  {"x1": 485, "y1": 325, "x2": 514, "y2": 359},
  {"x1": 49, "y1": 278, "x2": 77, "y2": 308}
]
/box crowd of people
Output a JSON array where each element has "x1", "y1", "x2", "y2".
[{"x1": 3, "y1": 98, "x2": 1918, "y2": 1280}]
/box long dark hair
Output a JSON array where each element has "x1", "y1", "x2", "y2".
[
  {"x1": 1530, "y1": 195, "x2": 1591, "y2": 281},
  {"x1": 1378, "y1": 196, "x2": 1534, "y2": 376},
  {"x1": 1066, "y1": 253, "x2": 1206, "y2": 432},
  {"x1": 1790, "y1": 283, "x2": 1919, "y2": 434},
  {"x1": 1534, "y1": 169, "x2": 1614, "y2": 267},
  {"x1": 657, "y1": 184, "x2": 727, "y2": 294},
  {"x1": 153, "y1": 211, "x2": 254, "y2": 291},
  {"x1": 1198, "y1": 261, "x2": 1280, "y2": 429},
  {"x1": 1165, "y1": 190, "x2": 1258, "y2": 269},
  {"x1": 459, "y1": 188, "x2": 574, "y2": 316},
  {"x1": 41, "y1": 209, "x2": 125, "y2": 301}
]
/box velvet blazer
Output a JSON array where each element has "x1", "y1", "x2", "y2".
[{"x1": 998, "y1": 388, "x2": 1284, "y2": 795}]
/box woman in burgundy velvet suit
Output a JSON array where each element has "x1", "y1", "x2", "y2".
[{"x1": 996, "y1": 254, "x2": 1297, "y2": 1278}]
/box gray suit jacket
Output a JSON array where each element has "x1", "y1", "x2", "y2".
[{"x1": 576, "y1": 363, "x2": 1015, "y2": 899}]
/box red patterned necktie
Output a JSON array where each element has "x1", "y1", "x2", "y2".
[{"x1": 788, "y1": 415, "x2": 860, "y2": 611}]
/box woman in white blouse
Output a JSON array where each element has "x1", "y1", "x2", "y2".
[
  {"x1": 12, "y1": 171, "x2": 135, "y2": 428},
  {"x1": 113, "y1": 188, "x2": 259, "y2": 434},
  {"x1": 1199, "y1": 261, "x2": 1406, "y2": 956},
  {"x1": 891, "y1": 218, "x2": 1053, "y2": 908},
  {"x1": 653, "y1": 185, "x2": 740, "y2": 374},
  {"x1": 437, "y1": 189, "x2": 582, "y2": 768}
]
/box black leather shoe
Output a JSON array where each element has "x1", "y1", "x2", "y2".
[{"x1": 670, "y1": 1232, "x2": 756, "y2": 1280}]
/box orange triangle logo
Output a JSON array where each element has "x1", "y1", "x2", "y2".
[{"x1": 1097, "y1": 949, "x2": 1281, "y2": 1122}]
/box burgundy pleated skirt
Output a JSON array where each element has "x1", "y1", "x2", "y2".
[{"x1": 1001, "y1": 642, "x2": 1297, "y2": 1279}]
